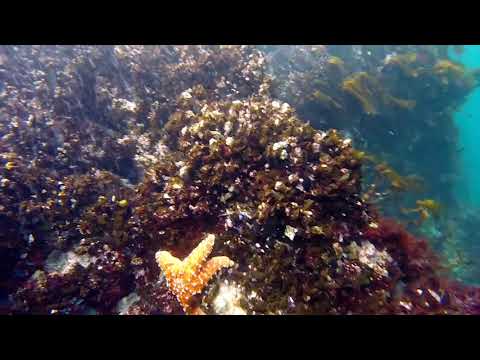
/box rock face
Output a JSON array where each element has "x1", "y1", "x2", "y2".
[{"x1": 1, "y1": 45, "x2": 479, "y2": 315}]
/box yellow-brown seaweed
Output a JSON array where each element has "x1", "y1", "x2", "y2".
[
  {"x1": 342, "y1": 72, "x2": 380, "y2": 115},
  {"x1": 311, "y1": 90, "x2": 343, "y2": 110},
  {"x1": 375, "y1": 162, "x2": 423, "y2": 192},
  {"x1": 401, "y1": 198, "x2": 442, "y2": 225},
  {"x1": 386, "y1": 95, "x2": 416, "y2": 110}
]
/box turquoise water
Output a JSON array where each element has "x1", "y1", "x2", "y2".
[{"x1": 451, "y1": 45, "x2": 480, "y2": 207}]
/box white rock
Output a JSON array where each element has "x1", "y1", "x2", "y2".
[
  {"x1": 224, "y1": 121, "x2": 233, "y2": 135},
  {"x1": 284, "y1": 225, "x2": 297, "y2": 241},
  {"x1": 116, "y1": 292, "x2": 140, "y2": 315},
  {"x1": 45, "y1": 250, "x2": 96, "y2": 274},
  {"x1": 225, "y1": 137, "x2": 234, "y2": 146},
  {"x1": 180, "y1": 90, "x2": 192, "y2": 100},
  {"x1": 212, "y1": 281, "x2": 247, "y2": 315},
  {"x1": 272, "y1": 141, "x2": 288, "y2": 151}
]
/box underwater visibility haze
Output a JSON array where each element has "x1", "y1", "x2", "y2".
[{"x1": 1, "y1": 45, "x2": 480, "y2": 315}]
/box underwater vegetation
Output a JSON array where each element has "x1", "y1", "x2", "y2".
[
  {"x1": 266, "y1": 45, "x2": 477, "y2": 213},
  {"x1": 401, "y1": 199, "x2": 442, "y2": 226},
  {"x1": 1, "y1": 45, "x2": 479, "y2": 315},
  {"x1": 416, "y1": 207, "x2": 480, "y2": 287}
]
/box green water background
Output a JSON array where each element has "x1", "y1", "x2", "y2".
[{"x1": 451, "y1": 45, "x2": 480, "y2": 207}]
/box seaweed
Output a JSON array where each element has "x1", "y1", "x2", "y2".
[
  {"x1": 2, "y1": 45, "x2": 480, "y2": 315},
  {"x1": 342, "y1": 72, "x2": 382, "y2": 115}
]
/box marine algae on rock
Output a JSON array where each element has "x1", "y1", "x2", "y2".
[{"x1": 2, "y1": 45, "x2": 480, "y2": 315}]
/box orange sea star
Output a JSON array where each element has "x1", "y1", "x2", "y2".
[{"x1": 155, "y1": 233, "x2": 234, "y2": 315}]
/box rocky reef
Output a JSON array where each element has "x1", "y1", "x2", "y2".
[
  {"x1": 1, "y1": 45, "x2": 479, "y2": 315},
  {"x1": 266, "y1": 45, "x2": 478, "y2": 214}
]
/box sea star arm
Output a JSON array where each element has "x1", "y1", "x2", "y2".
[
  {"x1": 156, "y1": 250, "x2": 182, "y2": 275},
  {"x1": 183, "y1": 233, "x2": 216, "y2": 272},
  {"x1": 155, "y1": 234, "x2": 234, "y2": 315},
  {"x1": 199, "y1": 256, "x2": 235, "y2": 284}
]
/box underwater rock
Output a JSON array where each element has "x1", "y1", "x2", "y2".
[
  {"x1": 2, "y1": 45, "x2": 480, "y2": 315},
  {"x1": 116, "y1": 292, "x2": 140, "y2": 315},
  {"x1": 264, "y1": 45, "x2": 478, "y2": 214},
  {"x1": 44, "y1": 250, "x2": 96, "y2": 274},
  {"x1": 210, "y1": 280, "x2": 247, "y2": 315}
]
